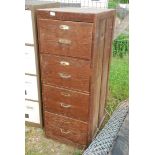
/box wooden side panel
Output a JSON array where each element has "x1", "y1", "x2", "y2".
[
  {"x1": 98, "y1": 16, "x2": 116, "y2": 127},
  {"x1": 88, "y1": 17, "x2": 107, "y2": 143}
]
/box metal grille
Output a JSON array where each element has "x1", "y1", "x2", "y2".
[
  {"x1": 51, "y1": 0, "x2": 108, "y2": 8},
  {"x1": 83, "y1": 101, "x2": 129, "y2": 155}
]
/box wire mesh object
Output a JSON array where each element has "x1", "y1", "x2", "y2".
[
  {"x1": 83, "y1": 101, "x2": 129, "y2": 155},
  {"x1": 52, "y1": 0, "x2": 108, "y2": 8}
]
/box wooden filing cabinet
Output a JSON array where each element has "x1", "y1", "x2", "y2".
[
  {"x1": 37, "y1": 8, "x2": 115, "y2": 147},
  {"x1": 25, "y1": 1, "x2": 59, "y2": 127}
]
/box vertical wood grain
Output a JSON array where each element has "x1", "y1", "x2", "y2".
[
  {"x1": 98, "y1": 16, "x2": 116, "y2": 127},
  {"x1": 88, "y1": 16, "x2": 106, "y2": 143}
]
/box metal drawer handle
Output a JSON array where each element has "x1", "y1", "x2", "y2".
[
  {"x1": 25, "y1": 81, "x2": 31, "y2": 84},
  {"x1": 60, "y1": 92, "x2": 71, "y2": 97},
  {"x1": 60, "y1": 102, "x2": 72, "y2": 108},
  {"x1": 60, "y1": 128, "x2": 71, "y2": 134},
  {"x1": 60, "y1": 61, "x2": 70, "y2": 66},
  {"x1": 26, "y1": 106, "x2": 33, "y2": 110},
  {"x1": 59, "y1": 25, "x2": 70, "y2": 30},
  {"x1": 58, "y1": 38, "x2": 71, "y2": 45},
  {"x1": 58, "y1": 73, "x2": 71, "y2": 79}
]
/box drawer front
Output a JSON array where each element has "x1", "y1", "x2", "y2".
[
  {"x1": 25, "y1": 45, "x2": 36, "y2": 74},
  {"x1": 25, "y1": 100, "x2": 40, "y2": 124},
  {"x1": 45, "y1": 125, "x2": 87, "y2": 145},
  {"x1": 25, "y1": 75, "x2": 38, "y2": 101},
  {"x1": 40, "y1": 54, "x2": 91, "y2": 92},
  {"x1": 25, "y1": 10, "x2": 34, "y2": 44},
  {"x1": 42, "y1": 85, "x2": 89, "y2": 122},
  {"x1": 38, "y1": 19, "x2": 93, "y2": 59},
  {"x1": 44, "y1": 112, "x2": 88, "y2": 133}
]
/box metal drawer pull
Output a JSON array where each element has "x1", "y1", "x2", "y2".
[
  {"x1": 59, "y1": 25, "x2": 70, "y2": 30},
  {"x1": 58, "y1": 38, "x2": 71, "y2": 45},
  {"x1": 60, "y1": 61, "x2": 70, "y2": 66},
  {"x1": 60, "y1": 102, "x2": 72, "y2": 108},
  {"x1": 26, "y1": 106, "x2": 33, "y2": 110},
  {"x1": 25, "y1": 81, "x2": 31, "y2": 84},
  {"x1": 60, "y1": 92, "x2": 71, "y2": 97},
  {"x1": 58, "y1": 73, "x2": 71, "y2": 79},
  {"x1": 60, "y1": 128, "x2": 71, "y2": 134}
]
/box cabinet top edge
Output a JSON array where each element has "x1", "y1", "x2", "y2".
[
  {"x1": 36, "y1": 8, "x2": 116, "y2": 23},
  {"x1": 37, "y1": 7, "x2": 115, "y2": 15},
  {"x1": 25, "y1": 1, "x2": 59, "y2": 10}
]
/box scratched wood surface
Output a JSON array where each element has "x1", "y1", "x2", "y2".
[
  {"x1": 38, "y1": 19, "x2": 93, "y2": 59},
  {"x1": 37, "y1": 8, "x2": 116, "y2": 148},
  {"x1": 42, "y1": 85, "x2": 89, "y2": 122}
]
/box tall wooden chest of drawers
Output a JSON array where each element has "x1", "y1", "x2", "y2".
[
  {"x1": 25, "y1": 1, "x2": 59, "y2": 127},
  {"x1": 37, "y1": 8, "x2": 115, "y2": 147}
]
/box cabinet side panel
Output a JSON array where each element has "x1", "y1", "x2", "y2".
[
  {"x1": 98, "y1": 16, "x2": 116, "y2": 127},
  {"x1": 88, "y1": 17, "x2": 106, "y2": 143}
]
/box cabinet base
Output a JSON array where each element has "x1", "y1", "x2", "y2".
[{"x1": 25, "y1": 121, "x2": 42, "y2": 128}]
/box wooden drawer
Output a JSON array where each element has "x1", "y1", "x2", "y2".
[
  {"x1": 38, "y1": 19, "x2": 93, "y2": 59},
  {"x1": 45, "y1": 125, "x2": 87, "y2": 145},
  {"x1": 42, "y1": 85, "x2": 89, "y2": 122},
  {"x1": 44, "y1": 112, "x2": 87, "y2": 145},
  {"x1": 44, "y1": 112, "x2": 88, "y2": 133},
  {"x1": 40, "y1": 54, "x2": 91, "y2": 92}
]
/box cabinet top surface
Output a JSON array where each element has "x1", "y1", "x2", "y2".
[
  {"x1": 38, "y1": 7, "x2": 114, "y2": 14},
  {"x1": 25, "y1": 0, "x2": 58, "y2": 10},
  {"x1": 25, "y1": 0, "x2": 56, "y2": 6}
]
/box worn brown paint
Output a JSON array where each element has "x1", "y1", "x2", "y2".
[
  {"x1": 98, "y1": 17, "x2": 115, "y2": 127},
  {"x1": 45, "y1": 112, "x2": 88, "y2": 145},
  {"x1": 42, "y1": 85, "x2": 89, "y2": 122},
  {"x1": 37, "y1": 8, "x2": 116, "y2": 147},
  {"x1": 40, "y1": 54, "x2": 91, "y2": 92},
  {"x1": 38, "y1": 19, "x2": 93, "y2": 59}
]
